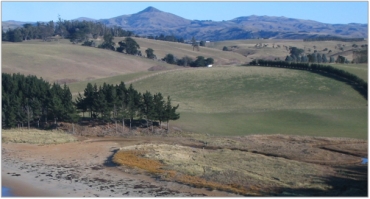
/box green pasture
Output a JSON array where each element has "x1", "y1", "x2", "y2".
[
  {"x1": 327, "y1": 63, "x2": 368, "y2": 82},
  {"x1": 132, "y1": 66, "x2": 366, "y2": 112},
  {"x1": 68, "y1": 71, "x2": 152, "y2": 97},
  {"x1": 130, "y1": 66, "x2": 367, "y2": 139},
  {"x1": 172, "y1": 109, "x2": 367, "y2": 140}
]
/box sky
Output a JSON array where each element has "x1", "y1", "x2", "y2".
[{"x1": 1, "y1": 1, "x2": 368, "y2": 24}]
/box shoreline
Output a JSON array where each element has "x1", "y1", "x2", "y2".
[
  {"x1": 1, "y1": 135, "x2": 367, "y2": 197},
  {"x1": 2, "y1": 169, "x2": 64, "y2": 197},
  {"x1": 1, "y1": 141, "x2": 238, "y2": 197}
]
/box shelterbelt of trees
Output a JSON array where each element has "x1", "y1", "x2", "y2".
[
  {"x1": 2, "y1": 73, "x2": 180, "y2": 131},
  {"x1": 248, "y1": 60, "x2": 368, "y2": 99},
  {"x1": 303, "y1": 36, "x2": 365, "y2": 42}
]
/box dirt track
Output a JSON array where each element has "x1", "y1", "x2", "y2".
[{"x1": 2, "y1": 133, "x2": 368, "y2": 196}]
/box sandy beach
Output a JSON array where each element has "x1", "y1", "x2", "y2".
[{"x1": 1, "y1": 138, "x2": 239, "y2": 197}]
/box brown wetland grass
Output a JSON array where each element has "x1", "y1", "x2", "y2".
[{"x1": 2, "y1": 128, "x2": 77, "y2": 144}]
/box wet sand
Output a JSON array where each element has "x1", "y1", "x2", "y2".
[{"x1": 1, "y1": 139, "x2": 239, "y2": 197}]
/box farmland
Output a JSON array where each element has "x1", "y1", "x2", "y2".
[
  {"x1": 2, "y1": 37, "x2": 368, "y2": 196},
  {"x1": 2, "y1": 39, "x2": 367, "y2": 139}
]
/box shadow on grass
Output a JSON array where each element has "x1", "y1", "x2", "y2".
[
  {"x1": 311, "y1": 71, "x2": 367, "y2": 100},
  {"x1": 273, "y1": 165, "x2": 367, "y2": 196}
]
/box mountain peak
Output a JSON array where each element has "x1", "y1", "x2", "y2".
[{"x1": 139, "y1": 6, "x2": 161, "y2": 13}]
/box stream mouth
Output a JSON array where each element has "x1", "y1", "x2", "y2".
[{"x1": 361, "y1": 158, "x2": 367, "y2": 164}]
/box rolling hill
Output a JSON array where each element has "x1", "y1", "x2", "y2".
[
  {"x1": 130, "y1": 66, "x2": 367, "y2": 139},
  {"x1": 2, "y1": 37, "x2": 367, "y2": 139}
]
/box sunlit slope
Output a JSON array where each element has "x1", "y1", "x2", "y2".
[
  {"x1": 132, "y1": 66, "x2": 367, "y2": 139},
  {"x1": 113, "y1": 37, "x2": 249, "y2": 65},
  {"x1": 209, "y1": 39, "x2": 368, "y2": 64},
  {"x1": 209, "y1": 39, "x2": 368, "y2": 82},
  {"x1": 2, "y1": 40, "x2": 175, "y2": 83}
]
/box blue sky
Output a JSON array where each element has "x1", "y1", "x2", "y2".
[{"x1": 1, "y1": 2, "x2": 368, "y2": 24}]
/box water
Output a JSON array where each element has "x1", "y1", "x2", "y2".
[
  {"x1": 2, "y1": 186, "x2": 13, "y2": 197},
  {"x1": 361, "y1": 158, "x2": 368, "y2": 164}
]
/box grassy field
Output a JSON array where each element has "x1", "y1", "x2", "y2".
[
  {"x1": 2, "y1": 39, "x2": 367, "y2": 140},
  {"x1": 112, "y1": 37, "x2": 250, "y2": 65},
  {"x1": 327, "y1": 63, "x2": 368, "y2": 82},
  {"x1": 209, "y1": 39, "x2": 368, "y2": 62},
  {"x1": 131, "y1": 66, "x2": 367, "y2": 139},
  {"x1": 2, "y1": 40, "x2": 175, "y2": 83},
  {"x1": 68, "y1": 71, "x2": 153, "y2": 97}
]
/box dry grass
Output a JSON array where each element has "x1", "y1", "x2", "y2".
[
  {"x1": 113, "y1": 143, "x2": 338, "y2": 195},
  {"x1": 112, "y1": 150, "x2": 163, "y2": 174},
  {"x1": 1, "y1": 128, "x2": 77, "y2": 144},
  {"x1": 112, "y1": 37, "x2": 250, "y2": 66},
  {"x1": 2, "y1": 40, "x2": 175, "y2": 83},
  {"x1": 112, "y1": 148, "x2": 260, "y2": 195},
  {"x1": 210, "y1": 39, "x2": 368, "y2": 62}
]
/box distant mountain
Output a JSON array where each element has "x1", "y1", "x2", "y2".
[
  {"x1": 99, "y1": 6, "x2": 191, "y2": 29},
  {"x1": 2, "y1": 6, "x2": 367, "y2": 41},
  {"x1": 98, "y1": 7, "x2": 367, "y2": 40},
  {"x1": 2, "y1": 20, "x2": 33, "y2": 30}
]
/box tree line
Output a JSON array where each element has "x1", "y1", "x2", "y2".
[
  {"x1": 84, "y1": 35, "x2": 214, "y2": 67},
  {"x1": 248, "y1": 60, "x2": 367, "y2": 99},
  {"x1": 2, "y1": 17, "x2": 134, "y2": 43},
  {"x1": 2, "y1": 73, "x2": 78, "y2": 129},
  {"x1": 303, "y1": 36, "x2": 364, "y2": 42},
  {"x1": 2, "y1": 73, "x2": 180, "y2": 132},
  {"x1": 284, "y1": 46, "x2": 351, "y2": 64},
  {"x1": 75, "y1": 81, "x2": 180, "y2": 131},
  {"x1": 162, "y1": 54, "x2": 214, "y2": 67},
  {"x1": 146, "y1": 34, "x2": 185, "y2": 43}
]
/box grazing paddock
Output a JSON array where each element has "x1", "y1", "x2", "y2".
[{"x1": 130, "y1": 66, "x2": 367, "y2": 139}]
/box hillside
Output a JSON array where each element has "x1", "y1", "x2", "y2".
[
  {"x1": 2, "y1": 38, "x2": 367, "y2": 140},
  {"x1": 113, "y1": 37, "x2": 249, "y2": 65},
  {"x1": 209, "y1": 39, "x2": 368, "y2": 80},
  {"x1": 98, "y1": 7, "x2": 367, "y2": 40},
  {"x1": 1, "y1": 40, "x2": 177, "y2": 83},
  {"x1": 131, "y1": 66, "x2": 367, "y2": 139},
  {"x1": 2, "y1": 37, "x2": 250, "y2": 84}
]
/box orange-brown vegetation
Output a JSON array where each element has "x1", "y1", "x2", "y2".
[{"x1": 112, "y1": 149, "x2": 260, "y2": 195}]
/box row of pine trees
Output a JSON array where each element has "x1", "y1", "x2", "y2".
[
  {"x1": 248, "y1": 60, "x2": 367, "y2": 99},
  {"x1": 75, "y1": 81, "x2": 180, "y2": 131},
  {"x1": 2, "y1": 73, "x2": 180, "y2": 131},
  {"x1": 2, "y1": 73, "x2": 78, "y2": 128}
]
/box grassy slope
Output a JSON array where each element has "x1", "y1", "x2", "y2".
[
  {"x1": 209, "y1": 39, "x2": 368, "y2": 66},
  {"x1": 209, "y1": 39, "x2": 368, "y2": 82},
  {"x1": 2, "y1": 39, "x2": 367, "y2": 139},
  {"x1": 327, "y1": 63, "x2": 368, "y2": 82},
  {"x1": 2, "y1": 39, "x2": 176, "y2": 83},
  {"x1": 112, "y1": 37, "x2": 249, "y2": 65},
  {"x1": 131, "y1": 66, "x2": 367, "y2": 139}
]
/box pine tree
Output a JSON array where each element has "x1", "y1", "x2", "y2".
[
  {"x1": 126, "y1": 84, "x2": 141, "y2": 130},
  {"x1": 161, "y1": 96, "x2": 180, "y2": 132},
  {"x1": 83, "y1": 83, "x2": 95, "y2": 118},
  {"x1": 153, "y1": 92, "x2": 165, "y2": 129},
  {"x1": 75, "y1": 92, "x2": 87, "y2": 118},
  {"x1": 140, "y1": 91, "x2": 155, "y2": 132}
]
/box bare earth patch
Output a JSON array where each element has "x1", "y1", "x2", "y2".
[{"x1": 2, "y1": 131, "x2": 367, "y2": 196}]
